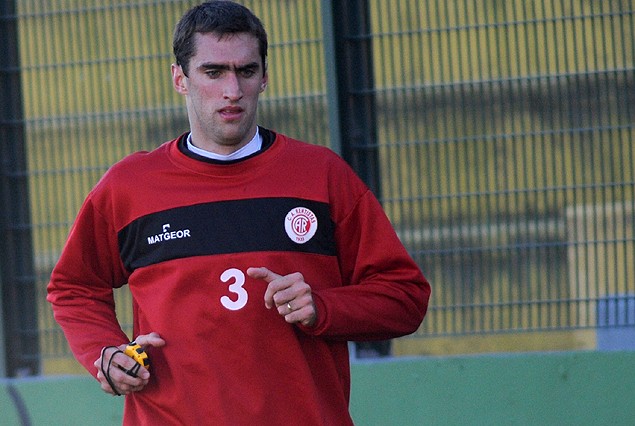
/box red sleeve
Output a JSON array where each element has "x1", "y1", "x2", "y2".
[
  {"x1": 300, "y1": 161, "x2": 431, "y2": 341},
  {"x1": 47, "y1": 193, "x2": 131, "y2": 377}
]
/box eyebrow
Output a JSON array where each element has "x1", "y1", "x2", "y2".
[{"x1": 197, "y1": 61, "x2": 260, "y2": 73}]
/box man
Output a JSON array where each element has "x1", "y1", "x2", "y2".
[{"x1": 47, "y1": 1, "x2": 430, "y2": 424}]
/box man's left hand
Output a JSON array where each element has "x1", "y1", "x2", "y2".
[{"x1": 247, "y1": 267, "x2": 317, "y2": 327}]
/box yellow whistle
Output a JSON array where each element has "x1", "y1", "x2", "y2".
[{"x1": 124, "y1": 341, "x2": 150, "y2": 369}]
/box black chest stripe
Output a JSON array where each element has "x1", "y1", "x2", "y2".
[{"x1": 118, "y1": 197, "x2": 336, "y2": 270}]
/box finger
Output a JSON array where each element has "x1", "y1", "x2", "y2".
[
  {"x1": 267, "y1": 279, "x2": 301, "y2": 310},
  {"x1": 95, "y1": 348, "x2": 141, "y2": 395},
  {"x1": 120, "y1": 332, "x2": 165, "y2": 380},
  {"x1": 271, "y1": 273, "x2": 308, "y2": 305},
  {"x1": 108, "y1": 348, "x2": 152, "y2": 385},
  {"x1": 246, "y1": 266, "x2": 282, "y2": 283},
  {"x1": 283, "y1": 303, "x2": 317, "y2": 327},
  {"x1": 96, "y1": 369, "x2": 113, "y2": 394},
  {"x1": 133, "y1": 332, "x2": 166, "y2": 349},
  {"x1": 278, "y1": 300, "x2": 295, "y2": 316},
  {"x1": 99, "y1": 378, "x2": 117, "y2": 396},
  {"x1": 248, "y1": 267, "x2": 285, "y2": 309},
  {"x1": 96, "y1": 345, "x2": 145, "y2": 376},
  {"x1": 109, "y1": 362, "x2": 150, "y2": 393},
  {"x1": 115, "y1": 350, "x2": 151, "y2": 380},
  {"x1": 280, "y1": 290, "x2": 310, "y2": 312}
]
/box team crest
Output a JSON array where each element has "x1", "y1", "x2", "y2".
[{"x1": 285, "y1": 207, "x2": 318, "y2": 244}]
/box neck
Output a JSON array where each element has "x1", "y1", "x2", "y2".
[{"x1": 187, "y1": 129, "x2": 262, "y2": 161}]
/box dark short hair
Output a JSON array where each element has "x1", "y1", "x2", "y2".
[{"x1": 173, "y1": 1, "x2": 268, "y2": 76}]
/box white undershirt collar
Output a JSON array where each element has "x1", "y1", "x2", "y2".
[{"x1": 187, "y1": 130, "x2": 262, "y2": 161}]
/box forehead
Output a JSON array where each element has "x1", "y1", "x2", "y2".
[{"x1": 190, "y1": 32, "x2": 261, "y2": 66}]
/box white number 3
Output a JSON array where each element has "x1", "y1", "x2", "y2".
[{"x1": 220, "y1": 268, "x2": 248, "y2": 311}]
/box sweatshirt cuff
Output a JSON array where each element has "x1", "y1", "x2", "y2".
[{"x1": 297, "y1": 291, "x2": 327, "y2": 335}]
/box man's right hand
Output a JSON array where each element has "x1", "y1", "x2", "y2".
[{"x1": 93, "y1": 332, "x2": 165, "y2": 396}]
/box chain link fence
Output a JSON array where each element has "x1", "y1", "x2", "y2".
[{"x1": 0, "y1": 0, "x2": 633, "y2": 374}]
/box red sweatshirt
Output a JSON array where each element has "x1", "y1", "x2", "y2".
[{"x1": 47, "y1": 129, "x2": 430, "y2": 425}]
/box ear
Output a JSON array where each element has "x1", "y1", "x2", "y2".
[
  {"x1": 172, "y1": 63, "x2": 188, "y2": 95},
  {"x1": 259, "y1": 68, "x2": 269, "y2": 93}
]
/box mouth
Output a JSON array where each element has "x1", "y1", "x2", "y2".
[{"x1": 218, "y1": 106, "x2": 244, "y2": 121}]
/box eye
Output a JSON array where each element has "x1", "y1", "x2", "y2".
[
  {"x1": 205, "y1": 69, "x2": 222, "y2": 79},
  {"x1": 238, "y1": 68, "x2": 257, "y2": 78}
]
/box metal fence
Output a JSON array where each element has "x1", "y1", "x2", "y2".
[{"x1": 0, "y1": 0, "x2": 633, "y2": 376}]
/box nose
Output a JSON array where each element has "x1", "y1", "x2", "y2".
[{"x1": 223, "y1": 72, "x2": 243, "y2": 101}]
